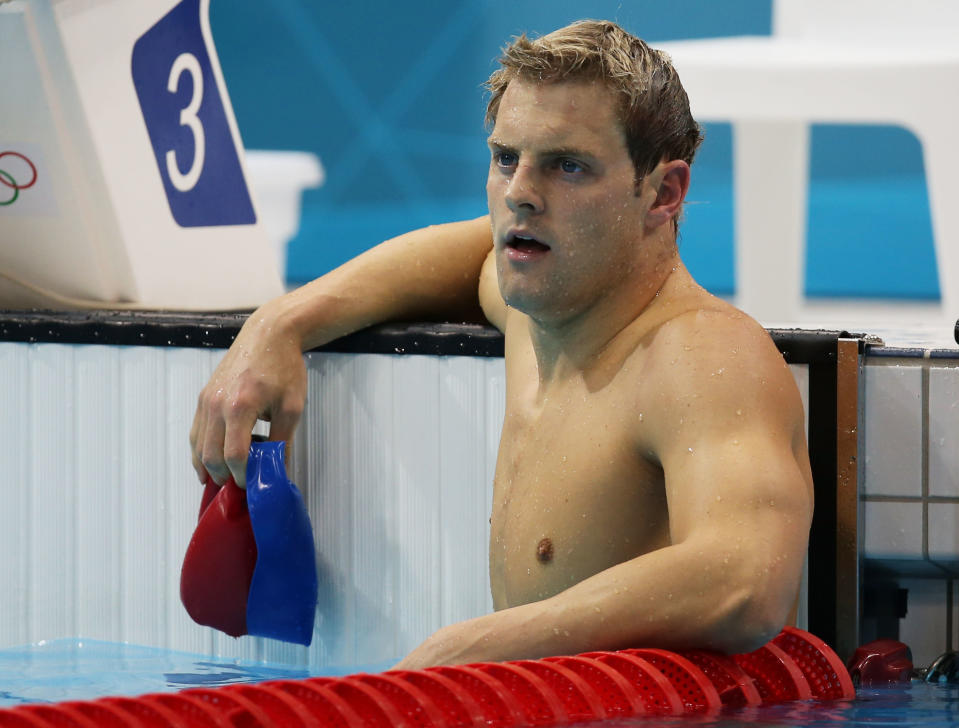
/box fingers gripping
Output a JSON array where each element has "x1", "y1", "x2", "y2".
[
  {"x1": 193, "y1": 377, "x2": 255, "y2": 487},
  {"x1": 191, "y1": 318, "x2": 308, "y2": 491},
  {"x1": 194, "y1": 376, "x2": 303, "y2": 489}
]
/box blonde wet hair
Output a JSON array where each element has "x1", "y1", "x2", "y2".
[{"x1": 485, "y1": 19, "x2": 703, "y2": 184}]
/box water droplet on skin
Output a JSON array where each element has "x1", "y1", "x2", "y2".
[
  {"x1": 716, "y1": 495, "x2": 722, "y2": 502},
  {"x1": 687, "y1": 447, "x2": 693, "y2": 453},
  {"x1": 736, "y1": 409, "x2": 743, "y2": 416},
  {"x1": 638, "y1": 413, "x2": 644, "y2": 422},
  {"x1": 683, "y1": 345, "x2": 691, "y2": 351}
]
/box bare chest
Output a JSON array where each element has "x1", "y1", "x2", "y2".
[{"x1": 488, "y1": 390, "x2": 669, "y2": 609}]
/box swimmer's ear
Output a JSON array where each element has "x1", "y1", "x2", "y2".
[{"x1": 644, "y1": 159, "x2": 690, "y2": 230}]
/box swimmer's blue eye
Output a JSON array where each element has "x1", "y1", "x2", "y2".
[
  {"x1": 495, "y1": 152, "x2": 518, "y2": 168},
  {"x1": 559, "y1": 159, "x2": 583, "y2": 174}
]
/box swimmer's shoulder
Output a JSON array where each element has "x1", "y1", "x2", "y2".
[
  {"x1": 632, "y1": 269, "x2": 796, "y2": 394},
  {"x1": 643, "y1": 291, "x2": 788, "y2": 386},
  {"x1": 636, "y1": 264, "x2": 777, "y2": 361}
]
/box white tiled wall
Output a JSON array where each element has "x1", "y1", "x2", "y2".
[
  {"x1": 929, "y1": 367, "x2": 959, "y2": 498},
  {"x1": 929, "y1": 505, "x2": 959, "y2": 564},
  {"x1": 862, "y1": 356, "x2": 959, "y2": 667},
  {"x1": 863, "y1": 365, "x2": 923, "y2": 497},
  {"x1": 897, "y1": 579, "x2": 957, "y2": 667},
  {"x1": 863, "y1": 501, "x2": 924, "y2": 561}
]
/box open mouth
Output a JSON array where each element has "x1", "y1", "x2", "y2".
[{"x1": 506, "y1": 233, "x2": 551, "y2": 253}]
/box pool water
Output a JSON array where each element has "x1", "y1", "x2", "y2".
[
  {"x1": 570, "y1": 683, "x2": 959, "y2": 727},
  {"x1": 0, "y1": 639, "x2": 388, "y2": 707},
  {"x1": 1, "y1": 640, "x2": 957, "y2": 726}
]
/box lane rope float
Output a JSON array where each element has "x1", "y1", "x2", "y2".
[{"x1": 0, "y1": 626, "x2": 855, "y2": 727}]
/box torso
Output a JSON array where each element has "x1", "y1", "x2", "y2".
[
  {"x1": 488, "y1": 342, "x2": 670, "y2": 607},
  {"x1": 480, "y1": 250, "x2": 810, "y2": 613},
  {"x1": 487, "y1": 274, "x2": 720, "y2": 609}
]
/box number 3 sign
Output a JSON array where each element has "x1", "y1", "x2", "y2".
[{"x1": 132, "y1": 0, "x2": 255, "y2": 227}]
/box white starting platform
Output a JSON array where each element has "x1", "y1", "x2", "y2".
[{"x1": 0, "y1": 0, "x2": 301, "y2": 310}]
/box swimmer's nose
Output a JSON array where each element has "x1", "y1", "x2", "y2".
[{"x1": 505, "y1": 164, "x2": 544, "y2": 214}]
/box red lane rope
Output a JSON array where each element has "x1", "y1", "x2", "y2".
[
  {"x1": 734, "y1": 641, "x2": 812, "y2": 702},
  {"x1": 0, "y1": 628, "x2": 854, "y2": 727},
  {"x1": 625, "y1": 648, "x2": 723, "y2": 713}
]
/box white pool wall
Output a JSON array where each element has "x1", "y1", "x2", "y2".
[{"x1": 0, "y1": 343, "x2": 503, "y2": 669}]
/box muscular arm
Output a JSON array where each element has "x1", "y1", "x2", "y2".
[
  {"x1": 397, "y1": 312, "x2": 812, "y2": 667},
  {"x1": 191, "y1": 216, "x2": 493, "y2": 486}
]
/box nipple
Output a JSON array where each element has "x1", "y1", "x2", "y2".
[{"x1": 536, "y1": 537, "x2": 554, "y2": 564}]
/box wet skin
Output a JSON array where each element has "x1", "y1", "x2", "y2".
[
  {"x1": 484, "y1": 77, "x2": 675, "y2": 609},
  {"x1": 466, "y1": 78, "x2": 812, "y2": 656}
]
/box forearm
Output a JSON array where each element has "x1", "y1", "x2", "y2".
[
  {"x1": 398, "y1": 538, "x2": 797, "y2": 668},
  {"x1": 263, "y1": 216, "x2": 492, "y2": 352},
  {"x1": 538, "y1": 538, "x2": 794, "y2": 656}
]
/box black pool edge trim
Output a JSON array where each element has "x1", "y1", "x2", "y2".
[
  {"x1": 0, "y1": 309, "x2": 953, "y2": 362},
  {"x1": 0, "y1": 310, "x2": 509, "y2": 357}
]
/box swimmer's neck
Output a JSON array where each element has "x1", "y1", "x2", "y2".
[{"x1": 526, "y1": 247, "x2": 688, "y2": 384}]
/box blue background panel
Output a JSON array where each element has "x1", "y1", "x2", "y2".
[
  {"x1": 133, "y1": 0, "x2": 256, "y2": 227},
  {"x1": 209, "y1": 0, "x2": 939, "y2": 299}
]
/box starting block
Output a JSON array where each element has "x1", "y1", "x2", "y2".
[{"x1": 0, "y1": 0, "x2": 284, "y2": 310}]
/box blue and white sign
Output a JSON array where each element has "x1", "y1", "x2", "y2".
[{"x1": 132, "y1": 0, "x2": 255, "y2": 227}]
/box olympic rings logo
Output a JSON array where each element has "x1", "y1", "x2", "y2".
[{"x1": 0, "y1": 151, "x2": 38, "y2": 207}]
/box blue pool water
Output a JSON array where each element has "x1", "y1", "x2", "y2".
[
  {"x1": 590, "y1": 684, "x2": 959, "y2": 727},
  {"x1": 0, "y1": 639, "x2": 388, "y2": 708},
  {"x1": 2, "y1": 640, "x2": 957, "y2": 726}
]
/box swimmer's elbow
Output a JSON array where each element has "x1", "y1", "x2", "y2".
[
  {"x1": 707, "y1": 583, "x2": 793, "y2": 654},
  {"x1": 712, "y1": 604, "x2": 785, "y2": 655}
]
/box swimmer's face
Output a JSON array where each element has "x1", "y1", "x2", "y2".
[{"x1": 486, "y1": 78, "x2": 657, "y2": 322}]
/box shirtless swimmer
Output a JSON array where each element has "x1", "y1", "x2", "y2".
[{"x1": 190, "y1": 20, "x2": 813, "y2": 669}]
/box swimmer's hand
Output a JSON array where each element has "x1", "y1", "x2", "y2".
[{"x1": 190, "y1": 301, "x2": 306, "y2": 489}]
